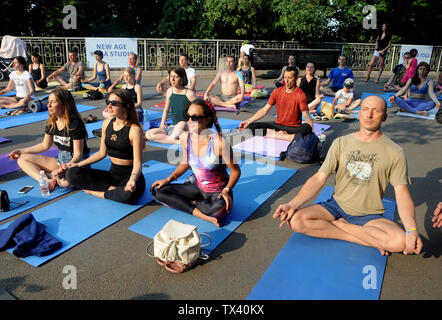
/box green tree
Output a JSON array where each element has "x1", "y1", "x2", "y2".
[
  {"x1": 272, "y1": 0, "x2": 336, "y2": 44},
  {"x1": 202, "y1": 0, "x2": 277, "y2": 39},
  {"x1": 156, "y1": 0, "x2": 203, "y2": 38}
]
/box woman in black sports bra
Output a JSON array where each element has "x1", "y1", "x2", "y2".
[{"x1": 64, "y1": 89, "x2": 146, "y2": 204}]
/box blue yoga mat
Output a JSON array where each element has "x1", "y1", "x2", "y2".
[
  {"x1": 0, "y1": 157, "x2": 110, "y2": 223},
  {"x1": 129, "y1": 162, "x2": 298, "y2": 255},
  {"x1": 0, "y1": 91, "x2": 16, "y2": 97},
  {"x1": 85, "y1": 120, "x2": 103, "y2": 138},
  {"x1": 396, "y1": 107, "x2": 438, "y2": 120},
  {"x1": 0, "y1": 104, "x2": 97, "y2": 129},
  {"x1": 247, "y1": 186, "x2": 396, "y2": 300},
  {"x1": 0, "y1": 160, "x2": 184, "y2": 267},
  {"x1": 360, "y1": 92, "x2": 393, "y2": 108}
]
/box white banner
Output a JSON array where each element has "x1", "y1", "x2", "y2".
[
  {"x1": 399, "y1": 45, "x2": 433, "y2": 64},
  {"x1": 85, "y1": 38, "x2": 138, "y2": 68}
]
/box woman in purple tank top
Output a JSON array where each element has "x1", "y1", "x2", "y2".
[{"x1": 151, "y1": 99, "x2": 241, "y2": 227}]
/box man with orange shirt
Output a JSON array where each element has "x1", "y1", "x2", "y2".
[{"x1": 238, "y1": 66, "x2": 313, "y2": 139}]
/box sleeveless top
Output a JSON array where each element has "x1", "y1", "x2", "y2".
[
  {"x1": 187, "y1": 133, "x2": 229, "y2": 193},
  {"x1": 96, "y1": 63, "x2": 107, "y2": 82},
  {"x1": 31, "y1": 64, "x2": 42, "y2": 81},
  {"x1": 170, "y1": 88, "x2": 191, "y2": 124},
  {"x1": 124, "y1": 85, "x2": 137, "y2": 102},
  {"x1": 105, "y1": 118, "x2": 133, "y2": 160},
  {"x1": 239, "y1": 67, "x2": 252, "y2": 84},
  {"x1": 135, "y1": 66, "x2": 141, "y2": 85},
  {"x1": 410, "y1": 79, "x2": 430, "y2": 95},
  {"x1": 299, "y1": 76, "x2": 317, "y2": 103}
]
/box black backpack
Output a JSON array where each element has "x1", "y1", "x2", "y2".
[
  {"x1": 280, "y1": 132, "x2": 319, "y2": 164},
  {"x1": 87, "y1": 90, "x2": 104, "y2": 100},
  {"x1": 436, "y1": 108, "x2": 442, "y2": 124},
  {"x1": 0, "y1": 190, "x2": 10, "y2": 212}
]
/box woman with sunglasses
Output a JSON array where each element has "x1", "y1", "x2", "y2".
[
  {"x1": 151, "y1": 99, "x2": 241, "y2": 227},
  {"x1": 8, "y1": 88, "x2": 89, "y2": 190},
  {"x1": 145, "y1": 67, "x2": 196, "y2": 144},
  {"x1": 64, "y1": 89, "x2": 146, "y2": 204}
]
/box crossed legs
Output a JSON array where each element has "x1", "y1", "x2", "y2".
[
  {"x1": 208, "y1": 94, "x2": 242, "y2": 109},
  {"x1": 288, "y1": 205, "x2": 406, "y2": 255},
  {"x1": 16, "y1": 154, "x2": 65, "y2": 190}
]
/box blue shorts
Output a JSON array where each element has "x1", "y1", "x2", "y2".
[
  {"x1": 57, "y1": 150, "x2": 89, "y2": 165},
  {"x1": 319, "y1": 197, "x2": 384, "y2": 226}
]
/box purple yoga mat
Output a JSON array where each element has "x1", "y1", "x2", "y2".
[
  {"x1": 0, "y1": 137, "x2": 11, "y2": 144},
  {"x1": 0, "y1": 147, "x2": 59, "y2": 176},
  {"x1": 232, "y1": 136, "x2": 290, "y2": 158},
  {"x1": 214, "y1": 96, "x2": 252, "y2": 112}
]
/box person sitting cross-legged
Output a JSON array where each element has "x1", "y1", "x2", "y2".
[
  {"x1": 273, "y1": 95, "x2": 423, "y2": 256},
  {"x1": 203, "y1": 56, "x2": 244, "y2": 110},
  {"x1": 238, "y1": 66, "x2": 313, "y2": 141}
]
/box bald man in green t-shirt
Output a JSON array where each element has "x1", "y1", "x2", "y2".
[{"x1": 273, "y1": 95, "x2": 423, "y2": 256}]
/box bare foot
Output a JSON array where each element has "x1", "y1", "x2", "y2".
[
  {"x1": 56, "y1": 178, "x2": 71, "y2": 188},
  {"x1": 374, "y1": 78, "x2": 380, "y2": 84},
  {"x1": 379, "y1": 249, "x2": 391, "y2": 256},
  {"x1": 48, "y1": 179, "x2": 57, "y2": 191},
  {"x1": 192, "y1": 208, "x2": 221, "y2": 227},
  {"x1": 331, "y1": 217, "x2": 348, "y2": 229},
  {"x1": 364, "y1": 77, "x2": 370, "y2": 83},
  {"x1": 83, "y1": 189, "x2": 105, "y2": 199},
  {"x1": 415, "y1": 110, "x2": 428, "y2": 116}
]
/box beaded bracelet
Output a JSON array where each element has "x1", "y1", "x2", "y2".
[{"x1": 405, "y1": 227, "x2": 417, "y2": 235}]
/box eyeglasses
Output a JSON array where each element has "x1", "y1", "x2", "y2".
[
  {"x1": 185, "y1": 114, "x2": 208, "y2": 122},
  {"x1": 105, "y1": 99, "x2": 123, "y2": 107}
]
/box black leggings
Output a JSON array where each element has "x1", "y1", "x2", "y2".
[
  {"x1": 152, "y1": 183, "x2": 232, "y2": 219},
  {"x1": 247, "y1": 121, "x2": 312, "y2": 136},
  {"x1": 65, "y1": 164, "x2": 146, "y2": 204}
]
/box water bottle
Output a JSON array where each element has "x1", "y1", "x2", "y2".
[
  {"x1": 70, "y1": 77, "x2": 75, "y2": 92},
  {"x1": 39, "y1": 170, "x2": 50, "y2": 197},
  {"x1": 143, "y1": 109, "x2": 150, "y2": 129},
  {"x1": 317, "y1": 128, "x2": 326, "y2": 163}
]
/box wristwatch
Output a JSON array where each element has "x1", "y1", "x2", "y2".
[{"x1": 223, "y1": 187, "x2": 230, "y2": 193}]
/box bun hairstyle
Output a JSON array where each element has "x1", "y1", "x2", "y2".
[{"x1": 186, "y1": 99, "x2": 222, "y2": 135}]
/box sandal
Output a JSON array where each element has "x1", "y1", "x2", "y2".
[
  {"x1": 84, "y1": 114, "x2": 97, "y2": 123},
  {"x1": 164, "y1": 258, "x2": 202, "y2": 274},
  {"x1": 14, "y1": 107, "x2": 30, "y2": 115}
]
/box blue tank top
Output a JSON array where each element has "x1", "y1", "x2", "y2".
[
  {"x1": 410, "y1": 79, "x2": 430, "y2": 95},
  {"x1": 187, "y1": 133, "x2": 229, "y2": 193},
  {"x1": 96, "y1": 63, "x2": 107, "y2": 82},
  {"x1": 135, "y1": 66, "x2": 141, "y2": 85}
]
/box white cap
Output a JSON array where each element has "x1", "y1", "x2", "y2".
[{"x1": 344, "y1": 78, "x2": 354, "y2": 87}]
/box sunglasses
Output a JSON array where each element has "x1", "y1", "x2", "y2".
[
  {"x1": 185, "y1": 114, "x2": 208, "y2": 122},
  {"x1": 105, "y1": 99, "x2": 123, "y2": 107}
]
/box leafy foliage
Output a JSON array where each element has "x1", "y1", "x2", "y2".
[{"x1": 0, "y1": 0, "x2": 439, "y2": 45}]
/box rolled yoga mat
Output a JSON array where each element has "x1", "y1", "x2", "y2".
[{"x1": 247, "y1": 186, "x2": 396, "y2": 300}]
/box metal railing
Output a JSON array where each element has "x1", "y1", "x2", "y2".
[{"x1": 3, "y1": 36, "x2": 441, "y2": 72}]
